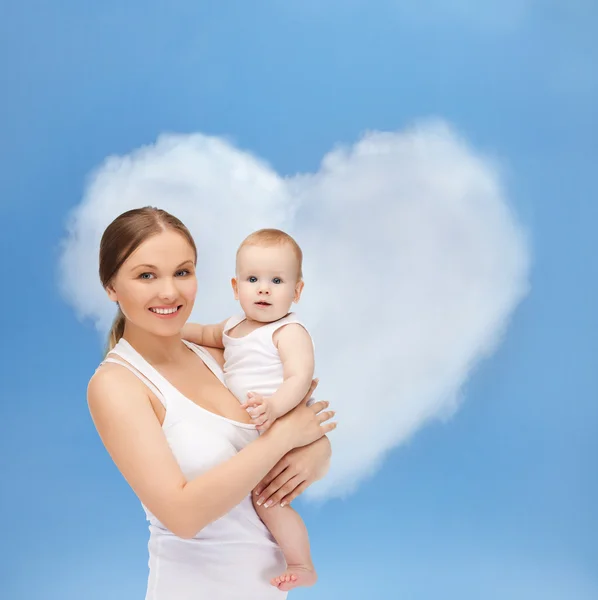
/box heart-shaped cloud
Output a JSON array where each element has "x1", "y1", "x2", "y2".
[{"x1": 59, "y1": 119, "x2": 530, "y2": 500}]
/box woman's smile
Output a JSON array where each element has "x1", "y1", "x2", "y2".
[{"x1": 149, "y1": 304, "x2": 184, "y2": 318}]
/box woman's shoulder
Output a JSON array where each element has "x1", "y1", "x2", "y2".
[
  {"x1": 87, "y1": 359, "x2": 147, "y2": 409},
  {"x1": 89, "y1": 359, "x2": 122, "y2": 389}
]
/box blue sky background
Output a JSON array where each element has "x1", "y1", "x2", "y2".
[{"x1": 2, "y1": 1, "x2": 597, "y2": 598}]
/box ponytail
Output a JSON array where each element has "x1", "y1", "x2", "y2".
[{"x1": 105, "y1": 308, "x2": 126, "y2": 355}]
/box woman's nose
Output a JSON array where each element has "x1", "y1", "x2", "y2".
[{"x1": 158, "y1": 278, "x2": 178, "y2": 301}]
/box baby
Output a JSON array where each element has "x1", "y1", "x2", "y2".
[{"x1": 182, "y1": 228, "x2": 318, "y2": 592}]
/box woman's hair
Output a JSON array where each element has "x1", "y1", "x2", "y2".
[
  {"x1": 99, "y1": 206, "x2": 197, "y2": 353},
  {"x1": 236, "y1": 228, "x2": 303, "y2": 280}
]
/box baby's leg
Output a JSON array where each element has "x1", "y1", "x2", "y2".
[{"x1": 253, "y1": 495, "x2": 317, "y2": 591}]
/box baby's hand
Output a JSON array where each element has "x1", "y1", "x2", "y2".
[{"x1": 240, "y1": 392, "x2": 278, "y2": 431}]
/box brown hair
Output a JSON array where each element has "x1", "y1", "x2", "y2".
[
  {"x1": 236, "y1": 229, "x2": 303, "y2": 279},
  {"x1": 99, "y1": 206, "x2": 197, "y2": 353}
]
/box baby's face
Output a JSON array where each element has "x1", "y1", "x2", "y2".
[{"x1": 233, "y1": 243, "x2": 303, "y2": 323}]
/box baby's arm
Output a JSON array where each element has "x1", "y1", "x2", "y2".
[
  {"x1": 270, "y1": 323, "x2": 315, "y2": 417},
  {"x1": 181, "y1": 319, "x2": 228, "y2": 349}
]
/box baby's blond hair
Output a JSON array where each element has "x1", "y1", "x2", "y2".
[{"x1": 236, "y1": 229, "x2": 303, "y2": 280}]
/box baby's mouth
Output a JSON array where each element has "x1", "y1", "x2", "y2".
[{"x1": 255, "y1": 301, "x2": 271, "y2": 306}]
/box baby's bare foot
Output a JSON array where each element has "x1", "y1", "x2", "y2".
[{"x1": 270, "y1": 565, "x2": 317, "y2": 592}]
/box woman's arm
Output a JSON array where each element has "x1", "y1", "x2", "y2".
[
  {"x1": 197, "y1": 348, "x2": 332, "y2": 505},
  {"x1": 87, "y1": 367, "x2": 334, "y2": 540},
  {"x1": 201, "y1": 346, "x2": 332, "y2": 506}
]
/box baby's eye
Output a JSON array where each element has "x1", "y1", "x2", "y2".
[
  {"x1": 272, "y1": 277, "x2": 282, "y2": 284},
  {"x1": 248, "y1": 276, "x2": 258, "y2": 283},
  {"x1": 139, "y1": 272, "x2": 154, "y2": 280}
]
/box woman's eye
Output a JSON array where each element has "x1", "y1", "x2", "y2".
[
  {"x1": 139, "y1": 272, "x2": 154, "y2": 280},
  {"x1": 272, "y1": 277, "x2": 282, "y2": 284},
  {"x1": 248, "y1": 276, "x2": 257, "y2": 283},
  {"x1": 176, "y1": 269, "x2": 191, "y2": 277}
]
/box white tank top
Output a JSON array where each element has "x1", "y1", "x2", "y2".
[
  {"x1": 223, "y1": 312, "x2": 314, "y2": 405},
  {"x1": 101, "y1": 338, "x2": 287, "y2": 600}
]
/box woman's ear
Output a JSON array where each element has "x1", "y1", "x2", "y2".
[
  {"x1": 293, "y1": 280, "x2": 305, "y2": 303},
  {"x1": 105, "y1": 282, "x2": 118, "y2": 302},
  {"x1": 231, "y1": 277, "x2": 239, "y2": 300}
]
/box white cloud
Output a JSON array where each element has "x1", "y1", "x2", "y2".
[{"x1": 59, "y1": 119, "x2": 530, "y2": 500}]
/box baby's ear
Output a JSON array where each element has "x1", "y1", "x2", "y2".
[
  {"x1": 293, "y1": 280, "x2": 305, "y2": 303},
  {"x1": 231, "y1": 277, "x2": 239, "y2": 300}
]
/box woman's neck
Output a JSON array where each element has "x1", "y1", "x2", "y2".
[{"x1": 121, "y1": 323, "x2": 189, "y2": 366}]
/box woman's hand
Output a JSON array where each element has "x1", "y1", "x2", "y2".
[
  {"x1": 254, "y1": 379, "x2": 334, "y2": 507},
  {"x1": 268, "y1": 380, "x2": 336, "y2": 451},
  {"x1": 253, "y1": 436, "x2": 332, "y2": 508}
]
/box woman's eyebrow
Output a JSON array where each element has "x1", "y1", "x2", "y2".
[{"x1": 131, "y1": 260, "x2": 194, "y2": 270}]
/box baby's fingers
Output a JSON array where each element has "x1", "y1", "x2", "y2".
[
  {"x1": 240, "y1": 398, "x2": 264, "y2": 410},
  {"x1": 242, "y1": 392, "x2": 265, "y2": 408},
  {"x1": 253, "y1": 415, "x2": 269, "y2": 428},
  {"x1": 249, "y1": 407, "x2": 267, "y2": 420},
  {"x1": 240, "y1": 402, "x2": 258, "y2": 410}
]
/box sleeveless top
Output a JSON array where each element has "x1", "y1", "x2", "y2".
[
  {"x1": 102, "y1": 338, "x2": 287, "y2": 600},
  {"x1": 222, "y1": 312, "x2": 314, "y2": 405}
]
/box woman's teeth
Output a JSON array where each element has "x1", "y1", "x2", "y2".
[{"x1": 150, "y1": 306, "x2": 179, "y2": 314}]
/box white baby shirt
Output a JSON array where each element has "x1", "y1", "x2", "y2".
[{"x1": 222, "y1": 312, "x2": 314, "y2": 406}]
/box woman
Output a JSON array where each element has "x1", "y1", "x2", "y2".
[{"x1": 87, "y1": 207, "x2": 336, "y2": 599}]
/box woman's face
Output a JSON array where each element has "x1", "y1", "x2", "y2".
[{"x1": 106, "y1": 229, "x2": 197, "y2": 337}]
